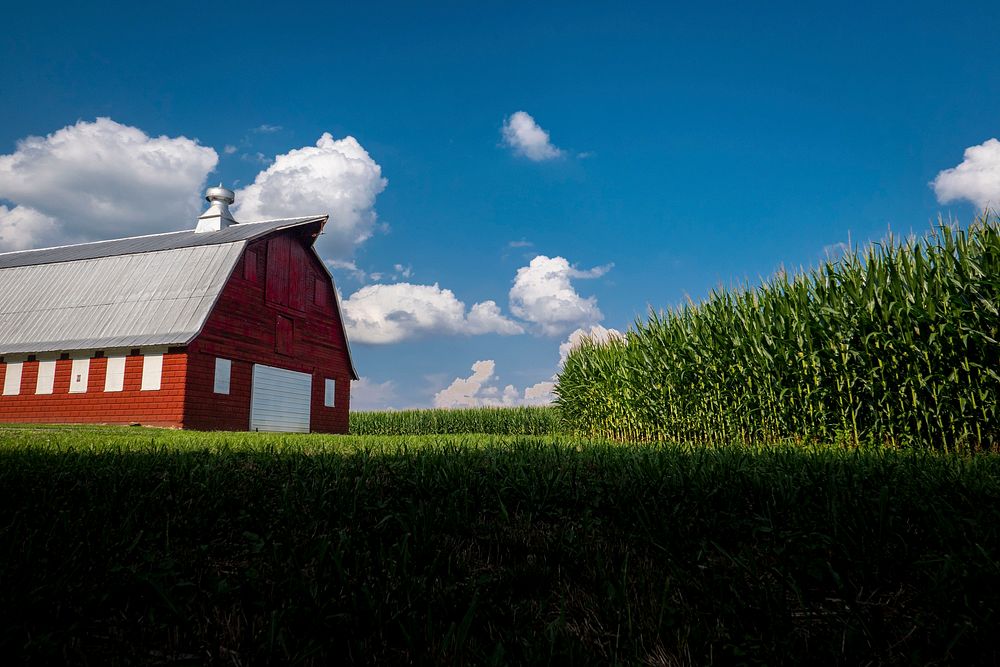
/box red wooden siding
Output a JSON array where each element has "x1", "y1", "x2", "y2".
[
  {"x1": 183, "y1": 231, "x2": 352, "y2": 433},
  {"x1": 276, "y1": 315, "x2": 294, "y2": 356},
  {"x1": 265, "y1": 235, "x2": 309, "y2": 312},
  {"x1": 0, "y1": 226, "x2": 351, "y2": 433},
  {"x1": 244, "y1": 248, "x2": 259, "y2": 282},
  {"x1": 0, "y1": 352, "x2": 186, "y2": 428},
  {"x1": 265, "y1": 235, "x2": 290, "y2": 306},
  {"x1": 288, "y1": 241, "x2": 307, "y2": 312},
  {"x1": 314, "y1": 278, "x2": 329, "y2": 308}
]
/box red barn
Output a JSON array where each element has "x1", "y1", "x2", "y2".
[{"x1": 0, "y1": 186, "x2": 357, "y2": 433}]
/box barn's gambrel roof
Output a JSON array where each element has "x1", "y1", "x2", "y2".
[{"x1": 0, "y1": 216, "x2": 358, "y2": 379}]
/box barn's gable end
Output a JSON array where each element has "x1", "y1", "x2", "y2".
[{"x1": 183, "y1": 228, "x2": 354, "y2": 432}]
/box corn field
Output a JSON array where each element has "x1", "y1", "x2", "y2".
[
  {"x1": 556, "y1": 215, "x2": 1000, "y2": 449},
  {"x1": 350, "y1": 406, "x2": 560, "y2": 436}
]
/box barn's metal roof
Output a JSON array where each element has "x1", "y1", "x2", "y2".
[
  {"x1": 0, "y1": 243, "x2": 245, "y2": 354},
  {"x1": 0, "y1": 215, "x2": 365, "y2": 383},
  {"x1": 0, "y1": 216, "x2": 323, "y2": 270}
]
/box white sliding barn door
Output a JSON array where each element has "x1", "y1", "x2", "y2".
[{"x1": 249, "y1": 364, "x2": 312, "y2": 433}]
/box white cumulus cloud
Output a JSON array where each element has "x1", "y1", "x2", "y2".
[
  {"x1": 558, "y1": 324, "x2": 625, "y2": 365},
  {"x1": 234, "y1": 133, "x2": 387, "y2": 260},
  {"x1": 520, "y1": 326, "x2": 625, "y2": 407},
  {"x1": 467, "y1": 300, "x2": 521, "y2": 335},
  {"x1": 342, "y1": 282, "x2": 524, "y2": 344},
  {"x1": 430, "y1": 325, "x2": 625, "y2": 410},
  {"x1": 0, "y1": 205, "x2": 58, "y2": 252},
  {"x1": 0, "y1": 117, "x2": 218, "y2": 249},
  {"x1": 434, "y1": 363, "x2": 555, "y2": 408},
  {"x1": 434, "y1": 360, "x2": 520, "y2": 408},
  {"x1": 932, "y1": 138, "x2": 1000, "y2": 211},
  {"x1": 523, "y1": 380, "x2": 556, "y2": 406},
  {"x1": 502, "y1": 111, "x2": 563, "y2": 161},
  {"x1": 509, "y1": 255, "x2": 612, "y2": 336}
]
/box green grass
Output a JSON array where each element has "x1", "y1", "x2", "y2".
[
  {"x1": 1, "y1": 425, "x2": 998, "y2": 664},
  {"x1": 557, "y1": 216, "x2": 1000, "y2": 449},
  {"x1": 350, "y1": 405, "x2": 561, "y2": 436}
]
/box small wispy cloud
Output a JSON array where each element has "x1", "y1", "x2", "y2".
[
  {"x1": 241, "y1": 152, "x2": 271, "y2": 166},
  {"x1": 508, "y1": 239, "x2": 533, "y2": 248},
  {"x1": 252, "y1": 124, "x2": 283, "y2": 134},
  {"x1": 823, "y1": 241, "x2": 850, "y2": 260},
  {"x1": 327, "y1": 261, "x2": 412, "y2": 284},
  {"x1": 326, "y1": 259, "x2": 367, "y2": 282},
  {"x1": 502, "y1": 111, "x2": 563, "y2": 161}
]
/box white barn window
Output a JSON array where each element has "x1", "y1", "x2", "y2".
[
  {"x1": 214, "y1": 358, "x2": 231, "y2": 394},
  {"x1": 69, "y1": 358, "x2": 90, "y2": 393},
  {"x1": 141, "y1": 353, "x2": 163, "y2": 391},
  {"x1": 104, "y1": 355, "x2": 126, "y2": 392},
  {"x1": 36, "y1": 360, "x2": 56, "y2": 395},
  {"x1": 2, "y1": 362, "x2": 23, "y2": 396},
  {"x1": 324, "y1": 378, "x2": 336, "y2": 407}
]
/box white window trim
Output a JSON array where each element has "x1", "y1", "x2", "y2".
[
  {"x1": 324, "y1": 378, "x2": 336, "y2": 408},
  {"x1": 214, "y1": 358, "x2": 232, "y2": 395},
  {"x1": 2, "y1": 361, "x2": 23, "y2": 396},
  {"x1": 104, "y1": 354, "x2": 126, "y2": 392},
  {"x1": 141, "y1": 352, "x2": 163, "y2": 391},
  {"x1": 35, "y1": 359, "x2": 56, "y2": 395},
  {"x1": 69, "y1": 357, "x2": 90, "y2": 394}
]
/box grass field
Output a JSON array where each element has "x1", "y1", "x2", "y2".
[
  {"x1": 350, "y1": 405, "x2": 560, "y2": 436},
  {"x1": 1, "y1": 425, "x2": 998, "y2": 664}
]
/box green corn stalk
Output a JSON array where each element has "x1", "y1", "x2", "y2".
[{"x1": 555, "y1": 214, "x2": 1000, "y2": 450}]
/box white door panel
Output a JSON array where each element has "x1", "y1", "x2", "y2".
[{"x1": 250, "y1": 364, "x2": 312, "y2": 433}]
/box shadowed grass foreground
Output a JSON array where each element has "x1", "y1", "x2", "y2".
[{"x1": 0, "y1": 426, "x2": 998, "y2": 664}]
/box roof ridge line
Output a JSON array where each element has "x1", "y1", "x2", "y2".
[
  {"x1": 0, "y1": 227, "x2": 189, "y2": 257},
  {"x1": 0, "y1": 214, "x2": 327, "y2": 258}
]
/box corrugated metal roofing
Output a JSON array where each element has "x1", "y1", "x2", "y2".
[
  {"x1": 0, "y1": 213, "x2": 358, "y2": 380},
  {"x1": 0, "y1": 216, "x2": 323, "y2": 269},
  {"x1": 0, "y1": 243, "x2": 244, "y2": 354}
]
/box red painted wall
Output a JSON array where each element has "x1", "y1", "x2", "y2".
[
  {"x1": 0, "y1": 226, "x2": 352, "y2": 433},
  {"x1": 0, "y1": 352, "x2": 186, "y2": 428},
  {"x1": 183, "y1": 229, "x2": 353, "y2": 433}
]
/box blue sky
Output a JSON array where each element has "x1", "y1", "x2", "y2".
[{"x1": 2, "y1": 1, "x2": 999, "y2": 408}]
